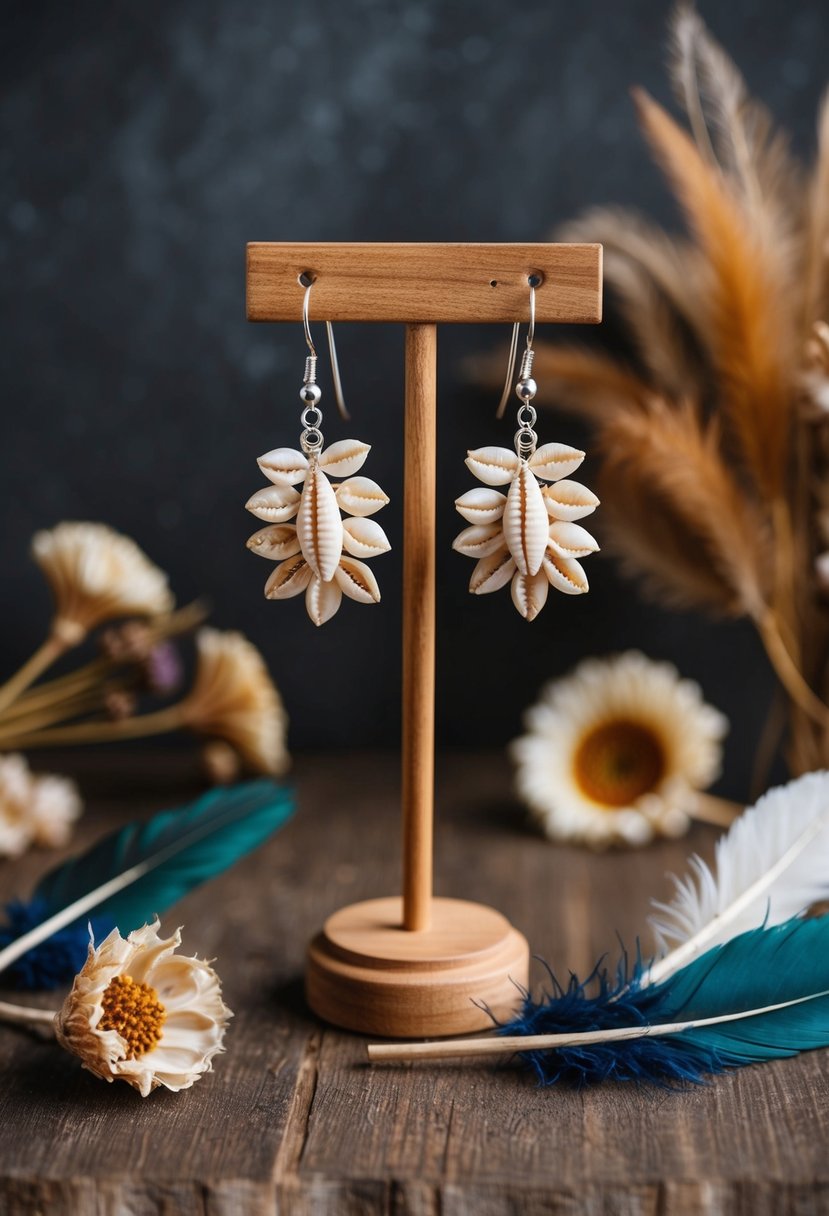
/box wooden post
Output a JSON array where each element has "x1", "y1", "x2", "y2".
[
  {"x1": 247, "y1": 242, "x2": 602, "y2": 1036},
  {"x1": 402, "y1": 324, "x2": 437, "y2": 931}
]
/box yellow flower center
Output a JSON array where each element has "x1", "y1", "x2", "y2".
[
  {"x1": 573, "y1": 719, "x2": 665, "y2": 808},
  {"x1": 99, "y1": 974, "x2": 166, "y2": 1059}
]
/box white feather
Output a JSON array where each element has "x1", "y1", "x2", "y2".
[{"x1": 647, "y1": 771, "x2": 829, "y2": 984}]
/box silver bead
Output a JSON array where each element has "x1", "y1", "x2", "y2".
[
  {"x1": 515, "y1": 377, "x2": 537, "y2": 402},
  {"x1": 300, "y1": 382, "x2": 322, "y2": 406}
]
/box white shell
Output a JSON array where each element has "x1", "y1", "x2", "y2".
[
  {"x1": 528, "y1": 443, "x2": 585, "y2": 483},
  {"x1": 454, "y1": 487, "x2": 507, "y2": 525},
  {"x1": 265, "y1": 556, "x2": 312, "y2": 599},
  {"x1": 469, "y1": 547, "x2": 516, "y2": 595},
  {"x1": 342, "y1": 517, "x2": 391, "y2": 560},
  {"x1": 511, "y1": 570, "x2": 549, "y2": 621},
  {"x1": 465, "y1": 446, "x2": 521, "y2": 486},
  {"x1": 543, "y1": 552, "x2": 589, "y2": 595},
  {"x1": 502, "y1": 463, "x2": 549, "y2": 576},
  {"x1": 547, "y1": 521, "x2": 600, "y2": 559},
  {"x1": 306, "y1": 576, "x2": 342, "y2": 626},
  {"x1": 452, "y1": 523, "x2": 505, "y2": 559},
  {"x1": 335, "y1": 557, "x2": 381, "y2": 603},
  {"x1": 541, "y1": 480, "x2": 600, "y2": 522},
  {"x1": 245, "y1": 484, "x2": 301, "y2": 523},
  {"x1": 319, "y1": 440, "x2": 370, "y2": 480},
  {"x1": 296, "y1": 466, "x2": 344, "y2": 582},
  {"x1": 246, "y1": 524, "x2": 301, "y2": 561},
  {"x1": 257, "y1": 447, "x2": 309, "y2": 486},
  {"x1": 335, "y1": 477, "x2": 390, "y2": 518}
]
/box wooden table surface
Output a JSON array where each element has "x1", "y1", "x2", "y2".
[{"x1": 1, "y1": 750, "x2": 828, "y2": 1215}]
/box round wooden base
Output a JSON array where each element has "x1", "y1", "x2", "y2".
[{"x1": 306, "y1": 896, "x2": 530, "y2": 1038}]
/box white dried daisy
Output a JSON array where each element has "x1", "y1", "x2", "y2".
[
  {"x1": 181, "y1": 628, "x2": 289, "y2": 775},
  {"x1": 32, "y1": 522, "x2": 174, "y2": 646},
  {"x1": 26, "y1": 770, "x2": 83, "y2": 848},
  {"x1": 0, "y1": 753, "x2": 81, "y2": 856},
  {"x1": 511, "y1": 651, "x2": 728, "y2": 848},
  {"x1": 55, "y1": 920, "x2": 231, "y2": 1097}
]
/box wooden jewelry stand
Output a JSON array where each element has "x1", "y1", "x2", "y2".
[{"x1": 247, "y1": 243, "x2": 602, "y2": 1037}]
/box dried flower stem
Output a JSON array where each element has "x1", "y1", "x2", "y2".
[
  {"x1": 756, "y1": 611, "x2": 829, "y2": 726},
  {"x1": 0, "y1": 664, "x2": 110, "y2": 723},
  {"x1": 0, "y1": 1001, "x2": 56, "y2": 1030},
  {"x1": 691, "y1": 793, "x2": 742, "y2": 829},
  {"x1": 0, "y1": 688, "x2": 115, "y2": 741},
  {"x1": 0, "y1": 634, "x2": 72, "y2": 716},
  {"x1": 0, "y1": 703, "x2": 188, "y2": 751}
]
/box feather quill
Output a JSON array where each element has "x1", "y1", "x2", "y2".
[
  {"x1": 369, "y1": 918, "x2": 829, "y2": 1085},
  {"x1": 647, "y1": 770, "x2": 829, "y2": 983},
  {"x1": 0, "y1": 779, "x2": 294, "y2": 980}
]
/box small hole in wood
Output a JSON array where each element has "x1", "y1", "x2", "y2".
[
  {"x1": 298, "y1": 271, "x2": 316, "y2": 287},
  {"x1": 528, "y1": 273, "x2": 543, "y2": 288},
  {"x1": 490, "y1": 280, "x2": 498, "y2": 287}
]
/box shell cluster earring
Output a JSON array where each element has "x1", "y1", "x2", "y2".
[
  {"x1": 453, "y1": 276, "x2": 600, "y2": 620},
  {"x1": 244, "y1": 277, "x2": 391, "y2": 627}
]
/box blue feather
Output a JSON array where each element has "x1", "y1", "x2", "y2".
[
  {"x1": 498, "y1": 957, "x2": 728, "y2": 1087},
  {"x1": 0, "y1": 899, "x2": 110, "y2": 990},
  {"x1": 497, "y1": 916, "x2": 829, "y2": 1086},
  {"x1": 0, "y1": 779, "x2": 294, "y2": 989}
]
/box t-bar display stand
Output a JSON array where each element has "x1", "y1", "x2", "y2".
[{"x1": 247, "y1": 243, "x2": 603, "y2": 1037}]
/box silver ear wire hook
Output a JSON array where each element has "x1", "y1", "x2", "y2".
[
  {"x1": 496, "y1": 276, "x2": 537, "y2": 420},
  {"x1": 496, "y1": 321, "x2": 520, "y2": 420},
  {"x1": 301, "y1": 277, "x2": 350, "y2": 422}
]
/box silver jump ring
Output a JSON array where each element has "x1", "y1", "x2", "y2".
[
  {"x1": 301, "y1": 406, "x2": 322, "y2": 429},
  {"x1": 301, "y1": 427, "x2": 324, "y2": 454}
]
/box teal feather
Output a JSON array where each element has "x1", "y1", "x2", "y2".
[
  {"x1": 33, "y1": 779, "x2": 294, "y2": 931},
  {"x1": 494, "y1": 916, "x2": 829, "y2": 1085},
  {"x1": 656, "y1": 917, "x2": 829, "y2": 1063},
  {"x1": 0, "y1": 780, "x2": 294, "y2": 985}
]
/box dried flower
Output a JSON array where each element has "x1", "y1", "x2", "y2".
[
  {"x1": 511, "y1": 652, "x2": 728, "y2": 849},
  {"x1": 32, "y1": 523, "x2": 174, "y2": 645},
  {"x1": 26, "y1": 770, "x2": 83, "y2": 848},
  {"x1": 55, "y1": 920, "x2": 231, "y2": 1097},
  {"x1": 0, "y1": 755, "x2": 37, "y2": 857},
  {"x1": 181, "y1": 629, "x2": 289, "y2": 775},
  {"x1": 143, "y1": 641, "x2": 183, "y2": 696},
  {"x1": 0, "y1": 753, "x2": 81, "y2": 855}
]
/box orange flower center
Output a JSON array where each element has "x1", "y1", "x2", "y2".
[
  {"x1": 573, "y1": 719, "x2": 665, "y2": 808},
  {"x1": 99, "y1": 974, "x2": 166, "y2": 1059}
]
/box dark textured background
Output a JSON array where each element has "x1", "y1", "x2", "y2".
[{"x1": 1, "y1": 0, "x2": 826, "y2": 795}]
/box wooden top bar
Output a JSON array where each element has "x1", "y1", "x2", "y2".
[{"x1": 246, "y1": 242, "x2": 602, "y2": 324}]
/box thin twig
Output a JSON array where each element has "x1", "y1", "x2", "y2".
[
  {"x1": 691, "y1": 792, "x2": 742, "y2": 829},
  {"x1": 756, "y1": 611, "x2": 829, "y2": 727},
  {"x1": 0, "y1": 635, "x2": 68, "y2": 715},
  {"x1": 0, "y1": 1000, "x2": 57, "y2": 1030},
  {"x1": 0, "y1": 703, "x2": 187, "y2": 751}
]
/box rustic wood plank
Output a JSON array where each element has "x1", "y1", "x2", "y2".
[
  {"x1": 246, "y1": 243, "x2": 602, "y2": 324},
  {"x1": 0, "y1": 750, "x2": 828, "y2": 1215}
]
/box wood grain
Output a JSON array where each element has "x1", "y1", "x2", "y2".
[
  {"x1": 246, "y1": 243, "x2": 603, "y2": 324},
  {"x1": 402, "y1": 323, "x2": 437, "y2": 932},
  {"x1": 306, "y1": 895, "x2": 529, "y2": 1037},
  {"x1": 1, "y1": 750, "x2": 828, "y2": 1215}
]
